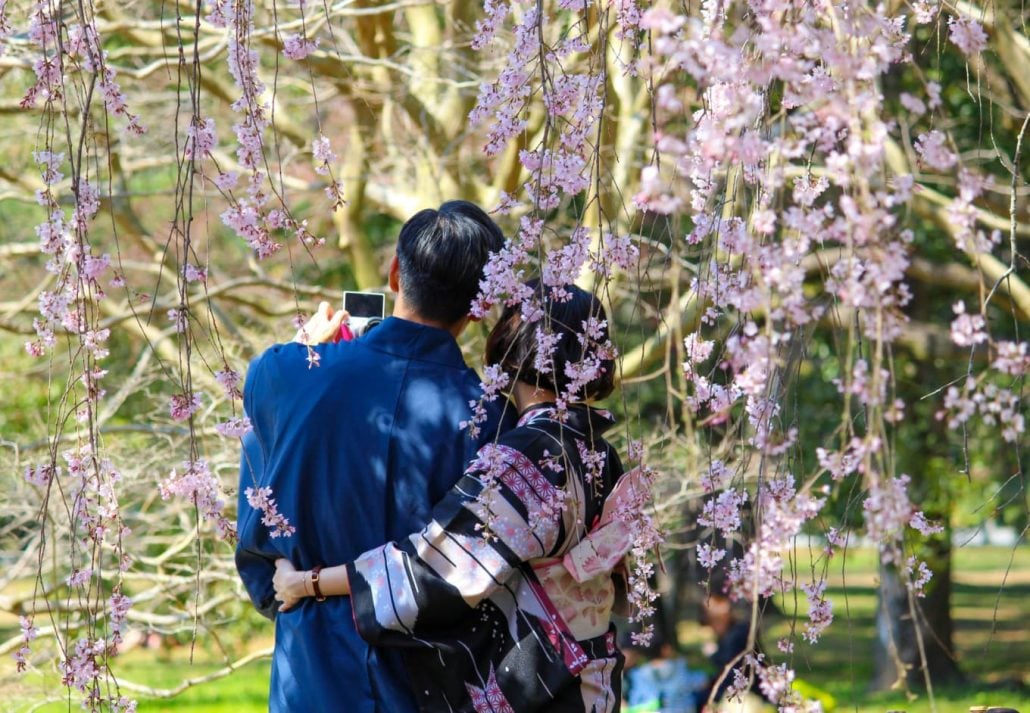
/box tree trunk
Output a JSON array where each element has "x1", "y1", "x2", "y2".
[{"x1": 871, "y1": 537, "x2": 965, "y2": 691}]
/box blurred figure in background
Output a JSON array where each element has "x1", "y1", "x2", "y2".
[
  {"x1": 698, "y1": 593, "x2": 767, "y2": 713},
  {"x1": 623, "y1": 627, "x2": 707, "y2": 712}
]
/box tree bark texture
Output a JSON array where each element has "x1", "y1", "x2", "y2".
[{"x1": 872, "y1": 539, "x2": 965, "y2": 691}]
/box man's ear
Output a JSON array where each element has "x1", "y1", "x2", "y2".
[{"x1": 388, "y1": 255, "x2": 400, "y2": 293}]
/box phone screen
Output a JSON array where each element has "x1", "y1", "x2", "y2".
[{"x1": 343, "y1": 291, "x2": 386, "y2": 319}]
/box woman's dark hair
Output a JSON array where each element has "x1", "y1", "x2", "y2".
[
  {"x1": 396, "y1": 200, "x2": 505, "y2": 325},
  {"x1": 485, "y1": 280, "x2": 615, "y2": 401}
]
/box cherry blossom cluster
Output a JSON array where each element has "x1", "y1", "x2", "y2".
[
  {"x1": 75, "y1": 23, "x2": 145, "y2": 135},
  {"x1": 801, "y1": 580, "x2": 833, "y2": 644},
  {"x1": 14, "y1": 617, "x2": 38, "y2": 673},
  {"x1": 612, "y1": 461, "x2": 662, "y2": 642},
  {"x1": 210, "y1": 0, "x2": 280, "y2": 258},
  {"x1": 56, "y1": 635, "x2": 137, "y2": 711},
  {"x1": 905, "y1": 556, "x2": 934, "y2": 598},
  {"x1": 159, "y1": 459, "x2": 236, "y2": 540},
  {"x1": 755, "y1": 655, "x2": 821, "y2": 713},
  {"x1": 169, "y1": 392, "x2": 203, "y2": 421},
  {"x1": 59, "y1": 637, "x2": 104, "y2": 700},
  {"x1": 20, "y1": 2, "x2": 61, "y2": 108},
  {"x1": 947, "y1": 170, "x2": 1001, "y2": 254},
  {"x1": 245, "y1": 486, "x2": 297, "y2": 539},
  {"x1": 618, "y1": 6, "x2": 1018, "y2": 693},
  {"x1": 216, "y1": 415, "x2": 254, "y2": 437},
  {"x1": 283, "y1": 33, "x2": 318, "y2": 61},
  {"x1": 14, "y1": 0, "x2": 303, "y2": 700},
  {"x1": 725, "y1": 476, "x2": 823, "y2": 602},
  {"x1": 465, "y1": 443, "x2": 519, "y2": 539},
  {"x1": 468, "y1": 4, "x2": 538, "y2": 155},
  {"x1": 938, "y1": 294, "x2": 1026, "y2": 444},
  {"x1": 62, "y1": 447, "x2": 129, "y2": 549},
  {"x1": 215, "y1": 367, "x2": 244, "y2": 399},
  {"x1": 211, "y1": 0, "x2": 336, "y2": 256},
  {"x1": 470, "y1": 2, "x2": 635, "y2": 320},
  {"x1": 939, "y1": 377, "x2": 1025, "y2": 444},
  {"x1": 108, "y1": 591, "x2": 132, "y2": 646},
  {"x1": 311, "y1": 134, "x2": 345, "y2": 208},
  {"x1": 460, "y1": 364, "x2": 512, "y2": 439},
  {"x1": 16, "y1": 9, "x2": 146, "y2": 701},
  {"x1": 575, "y1": 439, "x2": 607, "y2": 485}
]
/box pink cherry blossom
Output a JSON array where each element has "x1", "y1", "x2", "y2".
[
  {"x1": 14, "y1": 616, "x2": 38, "y2": 672},
  {"x1": 311, "y1": 134, "x2": 336, "y2": 175},
  {"x1": 185, "y1": 117, "x2": 217, "y2": 160},
  {"x1": 160, "y1": 459, "x2": 235, "y2": 539},
  {"x1": 914, "y1": 130, "x2": 957, "y2": 171},
  {"x1": 948, "y1": 15, "x2": 987, "y2": 57},
  {"x1": 909, "y1": 511, "x2": 944, "y2": 536},
  {"x1": 906, "y1": 556, "x2": 933, "y2": 597},
  {"x1": 282, "y1": 33, "x2": 318, "y2": 60},
  {"x1": 949, "y1": 301, "x2": 987, "y2": 347},
  {"x1": 216, "y1": 416, "x2": 253, "y2": 437},
  {"x1": 697, "y1": 542, "x2": 726, "y2": 569},
  {"x1": 169, "y1": 392, "x2": 202, "y2": 421},
  {"x1": 801, "y1": 580, "x2": 833, "y2": 644},
  {"x1": 245, "y1": 486, "x2": 296, "y2": 538},
  {"x1": 215, "y1": 367, "x2": 243, "y2": 399}
]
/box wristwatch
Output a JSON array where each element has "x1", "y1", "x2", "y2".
[{"x1": 310, "y1": 565, "x2": 326, "y2": 602}]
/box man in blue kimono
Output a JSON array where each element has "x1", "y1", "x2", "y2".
[{"x1": 235, "y1": 201, "x2": 512, "y2": 713}]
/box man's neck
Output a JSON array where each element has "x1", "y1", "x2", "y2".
[{"x1": 392, "y1": 300, "x2": 467, "y2": 338}]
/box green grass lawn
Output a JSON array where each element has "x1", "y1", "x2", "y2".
[
  {"x1": 677, "y1": 545, "x2": 1030, "y2": 712},
  {"x1": 5, "y1": 645, "x2": 273, "y2": 713},
  {"x1": 3, "y1": 546, "x2": 1027, "y2": 712}
]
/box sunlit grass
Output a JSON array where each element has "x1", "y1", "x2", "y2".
[{"x1": 2, "y1": 546, "x2": 1026, "y2": 712}]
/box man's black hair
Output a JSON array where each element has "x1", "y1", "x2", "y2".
[{"x1": 396, "y1": 200, "x2": 505, "y2": 325}]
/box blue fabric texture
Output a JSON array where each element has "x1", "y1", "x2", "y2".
[{"x1": 235, "y1": 317, "x2": 512, "y2": 713}]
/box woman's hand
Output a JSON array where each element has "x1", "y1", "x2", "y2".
[{"x1": 273, "y1": 558, "x2": 309, "y2": 612}]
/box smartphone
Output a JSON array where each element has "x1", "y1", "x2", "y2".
[{"x1": 342, "y1": 291, "x2": 386, "y2": 338}]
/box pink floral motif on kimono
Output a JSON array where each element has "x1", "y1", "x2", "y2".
[{"x1": 466, "y1": 665, "x2": 515, "y2": 713}]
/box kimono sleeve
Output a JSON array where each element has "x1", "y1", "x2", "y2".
[
  {"x1": 347, "y1": 442, "x2": 565, "y2": 646},
  {"x1": 234, "y1": 355, "x2": 279, "y2": 620}
]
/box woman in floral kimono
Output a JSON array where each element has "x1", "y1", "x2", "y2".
[{"x1": 274, "y1": 282, "x2": 637, "y2": 712}]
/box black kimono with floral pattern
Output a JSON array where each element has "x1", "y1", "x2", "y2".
[{"x1": 346, "y1": 403, "x2": 626, "y2": 712}]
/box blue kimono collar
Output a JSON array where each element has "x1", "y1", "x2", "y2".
[{"x1": 360, "y1": 316, "x2": 466, "y2": 368}]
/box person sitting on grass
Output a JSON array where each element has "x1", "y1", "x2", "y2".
[{"x1": 623, "y1": 626, "x2": 707, "y2": 713}]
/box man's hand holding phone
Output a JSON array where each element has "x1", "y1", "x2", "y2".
[{"x1": 293, "y1": 302, "x2": 349, "y2": 345}]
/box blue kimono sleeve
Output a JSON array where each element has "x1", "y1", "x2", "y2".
[{"x1": 235, "y1": 357, "x2": 279, "y2": 620}]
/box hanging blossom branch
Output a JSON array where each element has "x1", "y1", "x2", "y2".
[
  {"x1": 466, "y1": 1, "x2": 662, "y2": 638},
  {"x1": 638, "y1": 3, "x2": 922, "y2": 702},
  {"x1": 209, "y1": 0, "x2": 350, "y2": 532},
  {"x1": 8, "y1": 0, "x2": 325, "y2": 706},
  {"x1": 469, "y1": 0, "x2": 1024, "y2": 708},
  {"x1": 634, "y1": 1, "x2": 1023, "y2": 706},
  {"x1": 206, "y1": 0, "x2": 337, "y2": 259},
  {"x1": 14, "y1": 0, "x2": 147, "y2": 709}
]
